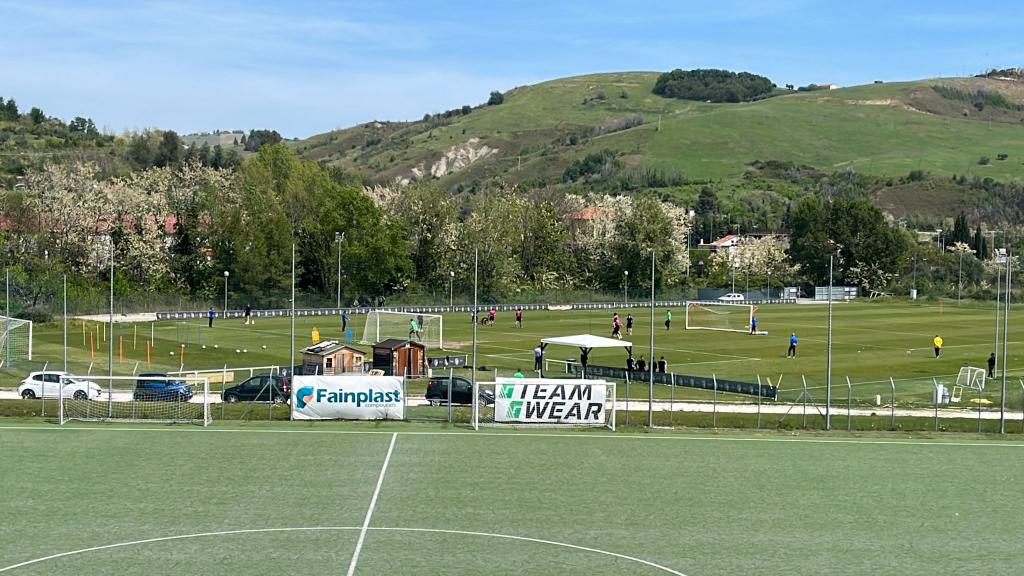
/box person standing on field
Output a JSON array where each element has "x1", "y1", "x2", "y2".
[
  {"x1": 208, "y1": 306, "x2": 215, "y2": 328},
  {"x1": 933, "y1": 335, "x2": 943, "y2": 358},
  {"x1": 664, "y1": 309, "x2": 672, "y2": 331},
  {"x1": 409, "y1": 318, "x2": 420, "y2": 341},
  {"x1": 787, "y1": 333, "x2": 798, "y2": 358},
  {"x1": 625, "y1": 313, "x2": 633, "y2": 335},
  {"x1": 988, "y1": 352, "x2": 996, "y2": 378},
  {"x1": 244, "y1": 303, "x2": 253, "y2": 325},
  {"x1": 534, "y1": 344, "x2": 543, "y2": 371},
  {"x1": 750, "y1": 315, "x2": 758, "y2": 335},
  {"x1": 341, "y1": 310, "x2": 349, "y2": 334},
  {"x1": 515, "y1": 307, "x2": 523, "y2": 328}
]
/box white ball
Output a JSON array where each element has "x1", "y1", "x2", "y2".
[
  {"x1": 235, "y1": 349, "x2": 240, "y2": 353},
  {"x1": 261, "y1": 345, "x2": 267, "y2": 349},
  {"x1": 169, "y1": 351, "x2": 175, "y2": 356},
  {"x1": 214, "y1": 344, "x2": 219, "y2": 349},
  {"x1": 243, "y1": 349, "x2": 248, "y2": 353},
  {"x1": 201, "y1": 345, "x2": 207, "y2": 349}
]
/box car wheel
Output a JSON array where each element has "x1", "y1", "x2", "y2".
[
  {"x1": 21, "y1": 389, "x2": 36, "y2": 400},
  {"x1": 225, "y1": 394, "x2": 239, "y2": 403},
  {"x1": 73, "y1": 390, "x2": 87, "y2": 400},
  {"x1": 428, "y1": 399, "x2": 439, "y2": 407},
  {"x1": 272, "y1": 394, "x2": 286, "y2": 404}
]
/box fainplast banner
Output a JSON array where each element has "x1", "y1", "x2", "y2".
[
  {"x1": 494, "y1": 378, "x2": 606, "y2": 424},
  {"x1": 291, "y1": 375, "x2": 404, "y2": 420}
]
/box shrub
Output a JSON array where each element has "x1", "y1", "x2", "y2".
[
  {"x1": 979, "y1": 156, "x2": 991, "y2": 165},
  {"x1": 652, "y1": 68, "x2": 774, "y2": 102},
  {"x1": 487, "y1": 91, "x2": 504, "y2": 106}
]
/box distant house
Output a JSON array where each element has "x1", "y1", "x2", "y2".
[{"x1": 566, "y1": 206, "x2": 615, "y2": 241}]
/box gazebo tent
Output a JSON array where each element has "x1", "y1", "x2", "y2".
[{"x1": 539, "y1": 334, "x2": 633, "y2": 377}]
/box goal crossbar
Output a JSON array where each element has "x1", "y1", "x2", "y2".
[{"x1": 684, "y1": 301, "x2": 755, "y2": 333}]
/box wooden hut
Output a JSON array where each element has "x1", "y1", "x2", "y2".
[
  {"x1": 371, "y1": 339, "x2": 427, "y2": 377},
  {"x1": 301, "y1": 340, "x2": 366, "y2": 376}
]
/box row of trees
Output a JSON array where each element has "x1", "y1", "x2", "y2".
[{"x1": 652, "y1": 69, "x2": 775, "y2": 103}]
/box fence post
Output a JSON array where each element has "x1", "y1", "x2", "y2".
[
  {"x1": 932, "y1": 378, "x2": 939, "y2": 432},
  {"x1": 447, "y1": 367, "x2": 453, "y2": 423},
  {"x1": 1019, "y1": 379, "x2": 1024, "y2": 433},
  {"x1": 978, "y1": 384, "x2": 983, "y2": 433},
  {"x1": 220, "y1": 364, "x2": 227, "y2": 420},
  {"x1": 889, "y1": 377, "x2": 896, "y2": 430},
  {"x1": 712, "y1": 374, "x2": 718, "y2": 429},
  {"x1": 625, "y1": 371, "x2": 630, "y2": 427},
  {"x1": 846, "y1": 376, "x2": 852, "y2": 432},
  {"x1": 669, "y1": 373, "x2": 675, "y2": 428},
  {"x1": 801, "y1": 375, "x2": 808, "y2": 429},
  {"x1": 756, "y1": 374, "x2": 762, "y2": 429}
]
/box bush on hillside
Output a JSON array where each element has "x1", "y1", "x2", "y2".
[
  {"x1": 652, "y1": 69, "x2": 774, "y2": 103},
  {"x1": 487, "y1": 91, "x2": 505, "y2": 106}
]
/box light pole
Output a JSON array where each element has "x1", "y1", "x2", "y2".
[
  {"x1": 957, "y1": 249, "x2": 964, "y2": 305},
  {"x1": 912, "y1": 253, "x2": 917, "y2": 299},
  {"x1": 223, "y1": 270, "x2": 229, "y2": 317},
  {"x1": 624, "y1": 270, "x2": 629, "y2": 305},
  {"x1": 335, "y1": 232, "x2": 344, "y2": 309},
  {"x1": 449, "y1": 271, "x2": 455, "y2": 307}
]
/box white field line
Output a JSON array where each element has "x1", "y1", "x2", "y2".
[
  {"x1": 4, "y1": 424, "x2": 1024, "y2": 448},
  {"x1": 346, "y1": 432, "x2": 397, "y2": 576}
]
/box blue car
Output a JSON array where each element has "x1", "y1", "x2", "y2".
[{"x1": 133, "y1": 372, "x2": 194, "y2": 402}]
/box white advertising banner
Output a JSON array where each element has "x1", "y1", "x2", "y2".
[
  {"x1": 494, "y1": 378, "x2": 606, "y2": 424},
  {"x1": 291, "y1": 375, "x2": 404, "y2": 420}
]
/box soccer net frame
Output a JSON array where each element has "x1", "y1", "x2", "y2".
[
  {"x1": 59, "y1": 375, "x2": 211, "y2": 425},
  {"x1": 360, "y1": 310, "x2": 444, "y2": 349},
  {"x1": 472, "y1": 378, "x2": 616, "y2": 431},
  {"x1": 0, "y1": 316, "x2": 33, "y2": 367},
  {"x1": 950, "y1": 366, "x2": 985, "y2": 403},
  {"x1": 684, "y1": 302, "x2": 756, "y2": 333}
]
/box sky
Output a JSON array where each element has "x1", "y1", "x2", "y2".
[{"x1": 2, "y1": 0, "x2": 1023, "y2": 138}]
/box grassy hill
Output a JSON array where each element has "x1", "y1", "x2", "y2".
[{"x1": 295, "y1": 72, "x2": 1024, "y2": 190}]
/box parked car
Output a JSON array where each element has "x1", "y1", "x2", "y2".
[
  {"x1": 425, "y1": 375, "x2": 495, "y2": 406},
  {"x1": 222, "y1": 375, "x2": 289, "y2": 403},
  {"x1": 718, "y1": 293, "x2": 746, "y2": 302},
  {"x1": 18, "y1": 371, "x2": 102, "y2": 400},
  {"x1": 133, "y1": 372, "x2": 193, "y2": 402}
]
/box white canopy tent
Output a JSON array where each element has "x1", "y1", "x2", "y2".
[{"x1": 539, "y1": 334, "x2": 633, "y2": 378}]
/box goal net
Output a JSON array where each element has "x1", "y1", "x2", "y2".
[
  {"x1": 360, "y1": 310, "x2": 444, "y2": 349},
  {"x1": 0, "y1": 316, "x2": 32, "y2": 368},
  {"x1": 473, "y1": 378, "x2": 616, "y2": 430},
  {"x1": 685, "y1": 302, "x2": 755, "y2": 333},
  {"x1": 59, "y1": 375, "x2": 211, "y2": 425}
]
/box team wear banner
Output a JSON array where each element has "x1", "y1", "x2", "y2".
[
  {"x1": 291, "y1": 375, "x2": 404, "y2": 420},
  {"x1": 494, "y1": 378, "x2": 606, "y2": 424}
]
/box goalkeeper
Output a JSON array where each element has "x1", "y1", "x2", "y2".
[{"x1": 409, "y1": 318, "x2": 421, "y2": 341}]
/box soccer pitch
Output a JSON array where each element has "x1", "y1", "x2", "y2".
[
  {"x1": 8, "y1": 300, "x2": 1024, "y2": 409},
  {"x1": 1, "y1": 423, "x2": 1023, "y2": 575}
]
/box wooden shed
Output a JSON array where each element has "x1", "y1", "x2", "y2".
[
  {"x1": 372, "y1": 339, "x2": 428, "y2": 377},
  {"x1": 301, "y1": 340, "x2": 366, "y2": 376}
]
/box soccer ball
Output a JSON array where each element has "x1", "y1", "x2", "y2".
[
  {"x1": 261, "y1": 345, "x2": 267, "y2": 349},
  {"x1": 235, "y1": 349, "x2": 240, "y2": 353},
  {"x1": 243, "y1": 349, "x2": 248, "y2": 353},
  {"x1": 201, "y1": 345, "x2": 207, "y2": 349},
  {"x1": 214, "y1": 344, "x2": 219, "y2": 349},
  {"x1": 169, "y1": 351, "x2": 175, "y2": 356}
]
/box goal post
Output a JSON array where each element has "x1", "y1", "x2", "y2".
[
  {"x1": 59, "y1": 375, "x2": 211, "y2": 425},
  {"x1": 473, "y1": 378, "x2": 616, "y2": 431},
  {"x1": 360, "y1": 310, "x2": 444, "y2": 349},
  {"x1": 685, "y1": 302, "x2": 755, "y2": 333},
  {"x1": 0, "y1": 316, "x2": 33, "y2": 367}
]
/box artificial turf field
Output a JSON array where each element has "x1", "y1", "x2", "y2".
[
  {"x1": 6, "y1": 299, "x2": 1024, "y2": 408},
  {"x1": 1, "y1": 423, "x2": 1023, "y2": 575}
]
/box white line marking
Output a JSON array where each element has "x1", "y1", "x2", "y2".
[
  {"x1": 0, "y1": 526, "x2": 687, "y2": 575},
  {"x1": 2, "y1": 424, "x2": 1024, "y2": 448},
  {"x1": 346, "y1": 432, "x2": 397, "y2": 576}
]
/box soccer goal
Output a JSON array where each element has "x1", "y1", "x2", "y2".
[
  {"x1": 950, "y1": 366, "x2": 985, "y2": 403},
  {"x1": 0, "y1": 316, "x2": 32, "y2": 368},
  {"x1": 360, "y1": 310, "x2": 444, "y2": 348},
  {"x1": 59, "y1": 375, "x2": 211, "y2": 425},
  {"x1": 472, "y1": 378, "x2": 616, "y2": 431},
  {"x1": 684, "y1": 302, "x2": 755, "y2": 333}
]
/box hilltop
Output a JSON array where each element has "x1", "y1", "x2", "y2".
[{"x1": 295, "y1": 72, "x2": 1024, "y2": 196}]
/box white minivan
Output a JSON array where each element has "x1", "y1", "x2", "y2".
[{"x1": 718, "y1": 293, "x2": 746, "y2": 302}]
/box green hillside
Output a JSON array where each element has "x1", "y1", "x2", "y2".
[{"x1": 295, "y1": 72, "x2": 1024, "y2": 187}]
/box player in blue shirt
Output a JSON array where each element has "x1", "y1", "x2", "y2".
[{"x1": 787, "y1": 333, "x2": 798, "y2": 358}]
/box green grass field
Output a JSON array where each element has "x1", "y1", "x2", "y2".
[
  {"x1": 1, "y1": 423, "x2": 1023, "y2": 575},
  {"x1": 4, "y1": 300, "x2": 1023, "y2": 411}
]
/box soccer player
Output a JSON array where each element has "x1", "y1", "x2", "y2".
[
  {"x1": 409, "y1": 318, "x2": 420, "y2": 340},
  {"x1": 750, "y1": 315, "x2": 758, "y2": 335},
  {"x1": 533, "y1": 344, "x2": 543, "y2": 371},
  {"x1": 488, "y1": 307, "x2": 496, "y2": 325},
  {"x1": 625, "y1": 313, "x2": 633, "y2": 335},
  {"x1": 988, "y1": 352, "x2": 996, "y2": 378},
  {"x1": 208, "y1": 306, "x2": 215, "y2": 328},
  {"x1": 341, "y1": 310, "x2": 348, "y2": 333},
  {"x1": 611, "y1": 313, "x2": 622, "y2": 339},
  {"x1": 244, "y1": 303, "x2": 253, "y2": 325},
  {"x1": 664, "y1": 309, "x2": 672, "y2": 330},
  {"x1": 787, "y1": 333, "x2": 798, "y2": 358},
  {"x1": 513, "y1": 368, "x2": 525, "y2": 378},
  {"x1": 515, "y1": 307, "x2": 523, "y2": 328},
  {"x1": 933, "y1": 335, "x2": 943, "y2": 358}
]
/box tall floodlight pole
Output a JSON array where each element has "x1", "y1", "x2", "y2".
[
  {"x1": 825, "y1": 253, "x2": 834, "y2": 430},
  {"x1": 108, "y1": 237, "x2": 114, "y2": 418},
  {"x1": 1000, "y1": 254, "x2": 1011, "y2": 433},
  {"x1": 995, "y1": 251, "x2": 1003, "y2": 389},
  {"x1": 471, "y1": 250, "x2": 479, "y2": 424},
  {"x1": 648, "y1": 249, "x2": 655, "y2": 428},
  {"x1": 449, "y1": 271, "x2": 455, "y2": 307},
  {"x1": 223, "y1": 271, "x2": 229, "y2": 317},
  {"x1": 4, "y1": 268, "x2": 9, "y2": 368},
  {"x1": 289, "y1": 243, "x2": 296, "y2": 378},
  {"x1": 335, "y1": 232, "x2": 344, "y2": 309},
  {"x1": 958, "y1": 250, "x2": 963, "y2": 305},
  {"x1": 63, "y1": 275, "x2": 67, "y2": 374}
]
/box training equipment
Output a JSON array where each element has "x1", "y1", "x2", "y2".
[
  {"x1": 360, "y1": 310, "x2": 444, "y2": 349},
  {"x1": 950, "y1": 366, "x2": 986, "y2": 402},
  {"x1": 472, "y1": 378, "x2": 616, "y2": 431},
  {"x1": 59, "y1": 375, "x2": 211, "y2": 425},
  {"x1": 0, "y1": 316, "x2": 32, "y2": 367},
  {"x1": 684, "y1": 302, "x2": 756, "y2": 333}
]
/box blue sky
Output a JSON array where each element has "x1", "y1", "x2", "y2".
[{"x1": 2, "y1": 0, "x2": 1022, "y2": 137}]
